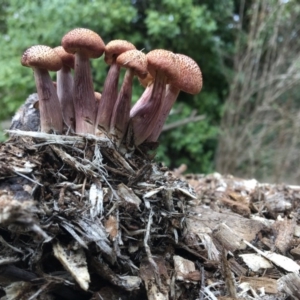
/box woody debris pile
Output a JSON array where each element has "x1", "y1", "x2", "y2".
[{"x1": 0, "y1": 28, "x2": 300, "y2": 300}]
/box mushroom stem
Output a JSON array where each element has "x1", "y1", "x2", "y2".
[
  {"x1": 96, "y1": 63, "x2": 120, "y2": 133},
  {"x1": 146, "y1": 84, "x2": 179, "y2": 142},
  {"x1": 56, "y1": 65, "x2": 75, "y2": 131},
  {"x1": 130, "y1": 71, "x2": 167, "y2": 146},
  {"x1": 34, "y1": 68, "x2": 63, "y2": 133},
  {"x1": 130, "y1": 83, "x2": 153, "y2": 116},
  {"x1": 95, "y1": 40, "x2": 135, "y2": 134},
  {"x1": 109, "y1": 68, "x2": 134, "y2": 145},
  {"x1": 73, "y1": 53, "x2": 97, "y2": 134}
]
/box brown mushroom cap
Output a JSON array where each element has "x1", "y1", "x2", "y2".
[
  {"x1": 53, "y1": 46, "x2": 75, "y2": 69},
  {"x1": 138, "y1": 72, "x2": 154, "y2": 88},
  {"x1": 62, "y1": 28, "x2": 105, "y2": 58},
  {"x1": 21, "y1": 45, "x2": 62, "y2": 71},
  {"x1": 104, "y1": 40, "x2": 136, "y2": 65},
  {"x1": 171, "y1": 54, "x2": 202, "y2": 94},
  {"x1": 116, "y1": 50, "x2": 148, "y2": 79},
  {"x1": 146, "y1": 49, "x2": 179, "y2": 82}
]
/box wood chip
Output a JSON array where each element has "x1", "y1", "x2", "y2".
[
  {"x1": 240, "y1": 276, "x2": 278, "y2": 294},
  {"x1": 53, "y1": 241, "x2": 90, "y2": 291},
  {"x1": 239, "y1": 254, "x2": 273, "y2": 271}
]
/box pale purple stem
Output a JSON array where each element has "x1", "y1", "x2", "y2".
[
  {"x1": 109, "y1": 69, "x2": 134, "y2": 145},
  {"x1": 95, "y1": 63, "x2": 120, "y2": 133},
  {"x1": 147, "y1": 84, "x2": 180, "y2": 142},
  {"x1": 34, "y1": 68, "x2": 63, "y2": 133},
  {"x1": 130, "y1": 83, "x2": 153, "y2": 116},
  {"x1": 130, "y1": 72, "x2": 166, "y2": 145},
  {"x1": 57, "y1": 65, "x2": 75, "y2": 131},
  {"x1": 73, "y1": 53, "x2": 97, "y2": 134}
]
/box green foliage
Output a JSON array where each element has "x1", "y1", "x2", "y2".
[
  {"x1": 0, "y1": 0, "x2": 234, "y2": 173},
  {"x1": 155, "y1": 101, "x2": 219, "y2": 173},
  {"x1": 0, "y1": 0, "x2": 138, "y2": 118}
]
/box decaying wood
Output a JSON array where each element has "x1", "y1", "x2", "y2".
[
  {"x1": 1, "y1": 134, "x2": 300, "y2": 299},
  {"x1": 0, "y1": 131, "x2": 196, "y2": 299}
]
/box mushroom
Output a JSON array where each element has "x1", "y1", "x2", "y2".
[
  {"x1": 62, "y1": 28, "x2": 105, "y2": 134},
  {"x1": 21, "y1": 45, "x2": 63, "y2": 133},
  {"x1": 94, "y1": 91, "x2": 102, "y2": 103},
  {"x1": 95, "y1": 40, "x2": 136, "y2": 134},
  {"x1": 53, "y1": 46, "x2": 75, "y2": 131},
  {"x1": 146, "y1": 54, "x2": 202, "y2": 142},
  {"x1": 109, "y1": 50, "x2": 148, "y2": 145},
  {"x1": 130, "y1": 49, "x2": 179, "y2": 146},
  {"x1": 130, "y1": 72, "x2": 154, "y2": 116}
]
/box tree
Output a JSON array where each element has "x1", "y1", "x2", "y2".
[{"x1": 216, "y1": 0, "x2": 300, "y2": 183}]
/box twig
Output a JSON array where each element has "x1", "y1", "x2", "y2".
[
  {"x1": 221, "y1": 248, "x2": 237, "y2": 298},
  {"x1": 50, "y1": 145, "x2": 99, "y2": 178},
  {"x1": 176, "y1": 242, "x2": 208, "y2": 260},
  {"x1": 199, "y1": 281, "x2": 224, "y2": 300},
  {"x1": 0, "y1": 264, "x2": 37, "y2": 282},
  {"x1": 28, "y1": 282, "x2": 52, "y2": 300},
  {"x1": 102, "y1": 147, "x2": 135, "y2": 175},
  {"x1": 80, "y1": 177, "x2": 87, "y2": 202},
  {"x1": 162, "y1": 111, "x2": 205, "y2": 132},
  {"x1": 144, "y1": 208, "x2": 161, "y2": 288},
  {"x1": 200, "y1": 266, "x2": 205, "y2": 300},
  {"x1": 6, "y1": 130, "x2": 111, "y2": 145},
  {"x1": 0, "y1": 236, "x2": 23, "y2": 254},
  {"x1": 13, "y1": 170, "x2": 43, "y2": 186}
]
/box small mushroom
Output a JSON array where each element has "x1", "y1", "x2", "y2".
[
  {"x1": 109, "y1": 50, "x2": 148, "y2": 145},
  {"x1": 96, "y1": 40, "x2": 136, "y2": 134},
  {"x1": 94, "y1": 91, "x2": 102, "y2": 103},
  {"x1": 53, "y1": 46, "x2": 75, "y2": 131},
  {"x1": 62, "y1": 28, "x2": 105, "y2": 134},
  {"x1": 130, "y1": 49, "x2": 179, "y2": 145},
  {"x1": 21, "y1": 45, "x2": 63, "y2": 133},
  {"x1": 147, "y1": 54, "x2": 202, "y2": 142},
  {"x1": 130, "y1": 72, "x2": 154, "y2": 117}
]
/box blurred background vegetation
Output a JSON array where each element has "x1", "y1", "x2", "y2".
[{"x1": 0, "y1": 0, "x2": 300, "y2": 183}]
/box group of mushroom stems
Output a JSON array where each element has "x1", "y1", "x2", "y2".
[{"x1": 21, "y1": 28, "x2": 203, "y2": 148}]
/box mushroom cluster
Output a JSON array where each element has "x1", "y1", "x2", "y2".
[{"x1": 21, "y1": 28, "x2": 203, "y2": 149}]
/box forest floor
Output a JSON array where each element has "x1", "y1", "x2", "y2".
[{"x1": 0, "y1": 131, "x2": 299, "y2": 300}]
